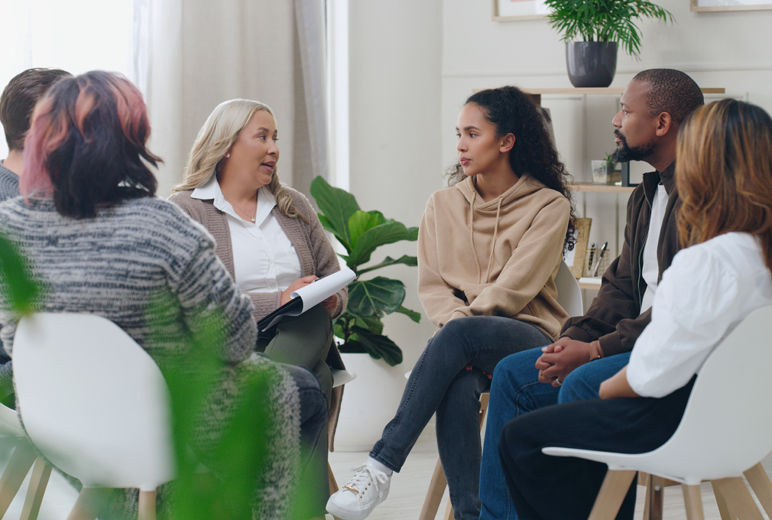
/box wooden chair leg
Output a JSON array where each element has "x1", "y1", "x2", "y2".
[
  {"x1": 418, "y1": 458, "x2": 447, "y2": 520},
  {"x1": 66, "y1": 487, "x2": 112, "y2": 520},
  {"x1": 711, "y1": 480, "x2": 734, "y2": 520},
  {"x1": 682, "y1": 484, "x2": 705, "y2": 520},
  {"x1": 642, "y1": 475, "x2": 664, "y2": 520},
  {"x1": 138, "y1": 489, "x2": 157, "y2": 520},
  {"x1": 0, "y1": 441, "x2": 37, "y2": 517},
  {"x1": 744, "y1": 462, "x2": 772, "y2": 518},
  {"x1": 443, "y1": 498, "x2": 454, "y2": 520},
  {"x1": 478, "y1": 393, "x2": 490, "y2": 429},
  {"x1": 713, "y1": 477, "x2": 764, "y2": 520},
  {"x1": 20, "y1": 457, "x2": 51, "y2": 520},
  {"x1": 587, "y1": 469, "x2": 636, "y2": 520},
  {"x1": 328, "y1": 462, "x2": 339, "y2": 494}
]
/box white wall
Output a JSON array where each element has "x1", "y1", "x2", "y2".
[
  {"x1": 442, "y1": 0, "x2": 772, "y2": 258},
  {"x1": 348, "y1": 1, "x2": 444, "y2": 369}
]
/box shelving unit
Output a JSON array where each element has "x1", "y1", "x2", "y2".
[{"x1": 526, "y1": 87, "x2": 726, "y2": 292}]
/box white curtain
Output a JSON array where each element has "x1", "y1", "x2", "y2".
[{"x1": 142, "y1": 0, "x2": 330, "y2": 198}]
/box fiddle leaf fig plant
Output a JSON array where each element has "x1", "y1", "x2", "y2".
[
  {"x1": 310, "y1": 176, "x2": 421, "y2": 366},
  {"x1": 543, "y1": 0, "x2": 674, "y2": 58}
]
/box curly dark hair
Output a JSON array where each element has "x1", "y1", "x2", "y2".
[{"x1": 447, "y1": 85, "x2": 577, "y2": 250}]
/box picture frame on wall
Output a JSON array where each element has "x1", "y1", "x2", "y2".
[
  {"x1": 492, "y1": 0, "x2": 551, "y2": 21},
  {"x1": 690, "y1": 0, "x2": 772, "y2": 11}
]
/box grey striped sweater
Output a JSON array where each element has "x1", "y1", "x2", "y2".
[
  {"x1": 0, "y1": 162, "x2": 18, "y2": 396},
  {"x1": 0, "y1": 196, "x2": 301, "y2": 519}
]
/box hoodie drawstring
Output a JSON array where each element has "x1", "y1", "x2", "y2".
[
  {"x1": 484, "y1": 197, "x2": 502, "y2": 283},
  {"x1": 468, "y1": 189, "x2": 482, "y2": 283}
]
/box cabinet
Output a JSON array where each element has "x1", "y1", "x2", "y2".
[{"x1": 521, "y1": 88, "x2": 725, "y2": 291}]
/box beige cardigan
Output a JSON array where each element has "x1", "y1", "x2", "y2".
[
  {"x1": 170, "y1": 186, "x2": 347, "y2": 449},
  {"x1": 419, "y1": 175, "x2": 571, "y2": 340}
]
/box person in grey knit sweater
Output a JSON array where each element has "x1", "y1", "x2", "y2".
[
  {"x1": 0, "y1": 71, "x2": 324, "y2": 519},
  {"x1": 0, "y1": 67, "x2": 71, "y2": 403}
]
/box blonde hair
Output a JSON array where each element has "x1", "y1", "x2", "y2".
[
  {"x1": 173, "y1": 98, "x2": 306, "y2": 221},
  {"x1": 676, "y1": 99, "x2": 772, "y2": 272}
]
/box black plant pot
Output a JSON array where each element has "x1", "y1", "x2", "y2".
[{"x1": 565, "y1": 42, "x2": 618, "y2": 88}]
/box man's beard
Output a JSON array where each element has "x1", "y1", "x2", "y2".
[{"x1": 611, "y1": 130, "x2": 655, "y2": 163}]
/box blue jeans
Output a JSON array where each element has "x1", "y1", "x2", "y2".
[
  {"x1": 369, "y1": 316, "x2": 551, "y2": 520},
  {"x1": 479, "y1": 348, "x2": 631, "y2": 520}
]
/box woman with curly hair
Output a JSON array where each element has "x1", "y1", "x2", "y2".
[{"x1": 327, "y1": 86, "x2": 575, "y2": 520}]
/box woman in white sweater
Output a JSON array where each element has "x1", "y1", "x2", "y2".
[{"x1": 498, "y1": 99, "x2": 772, "y2": 520}]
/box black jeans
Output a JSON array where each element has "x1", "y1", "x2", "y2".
[
  {"x1": 369, "y1": 316, "x2": 551, "y2": 520},
  {"x1": 498, "y1": 379, "x2": 695, "y2": 520}
]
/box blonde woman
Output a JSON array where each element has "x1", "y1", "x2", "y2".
[{"x1": 169, "y1": 99, "x2": 346, "y2": 517}]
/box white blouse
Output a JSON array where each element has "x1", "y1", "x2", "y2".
[
  {"x1": 191, "y1": 177, "x2": 301, "y2": 293},
  {"x1": 627, "y1": 232, "x2": 772, "y2": 398}
]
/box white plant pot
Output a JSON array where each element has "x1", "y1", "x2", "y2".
[{"x1": 334, "y1": 353, "x2": 409, "y2": 452}]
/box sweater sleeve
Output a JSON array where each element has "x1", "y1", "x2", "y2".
[
  {"x1": 449, "y1": 197, "x2": 570, "y2": 322},
  {"x1": 418, "y1": 196, "x2": 469, "y2": 328}
]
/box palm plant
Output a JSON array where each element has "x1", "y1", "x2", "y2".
[
  {"x1": 543, "y1": 0, "x2": 674, "y2": 58},
  {"x1": 310, "y1": 176, "x2": 421, "y2": 366}
]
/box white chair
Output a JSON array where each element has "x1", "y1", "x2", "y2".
[
  {"x1": 0, "y1": 403, "x2": 51, "y2": 520},
  {"x1": 419, "y1": 260, "x2": 583, "y2": 520},
  {"x1": 543, "y1": 305, "x2": 772, "y2": 520},
  {"x1": 13, "y1": 313, "x2": 175, "y2": 520},
  {"x1": 328, "y1": 368, "x2": 357, "y2": 494}
]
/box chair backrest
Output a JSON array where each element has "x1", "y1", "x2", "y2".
[
  {"x1": 628, "y1": 305, "x2": 772, "y2": 481},
  {"x1": 555, "y1": 260, "x2": 583, "y2": 317},
  {"x1": 13, "y1": 313, "x2": 175, "y2": 490}
]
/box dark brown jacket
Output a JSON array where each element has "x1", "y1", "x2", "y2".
[{"x1": 561, "y1": 162, "x2": 681, "y2": 356}]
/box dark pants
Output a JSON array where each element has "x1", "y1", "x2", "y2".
[
  {"x1": 287, "y1": 365, "x2": 328, "y2": 518},
  {"x1": 369, "y1": 316, "x2": 551, "y2": 520},
  {"x1": 498, "y1": 379, "x2": 695, "y2": 520}
]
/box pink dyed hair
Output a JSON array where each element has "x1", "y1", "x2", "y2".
[{"x1": 20, "y1": 71, "x2": 158, "y2": 201}]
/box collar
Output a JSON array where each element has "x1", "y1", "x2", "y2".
[
  {"x1": 642, "y1": 161, "x2": 676, "y2": 205},
  {"x1": 191, "y1": 175, "x2": 277, "y2": 223}
]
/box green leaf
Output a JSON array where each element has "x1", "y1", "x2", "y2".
[
  {"x1": 348, "y1": 210, "x2": 384, "y2": 249},
  {"x1": 346, "y1": 221, "x2": 419, "y2": 268},
  {"x1": 357, "y1": 255, "x2": 418, "y2": 276},
  {"x1": 394, "y1": 305, "x2": 422, "y2": 323},
  {"x1": 347, "y1": 277, "x2": 406, "y2": 318},
  {"x1": 355, "y1": 315, "x2": 384, "y2": 335},
  {"x1": 351, "y1": 326, "x2": 403, "y2": 366},
  {"x1": 0, "y1": 233, "x2": 41, "y2": 315},
  {"x1": 310, "y1": 176, "x2": 361, "y2": 250}
]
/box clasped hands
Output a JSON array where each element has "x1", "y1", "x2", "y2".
[
  {"x1": 536, "y1": 337, "x2": 599, "y2": 388},
  {"x1": 536, "y1": 337, "x2": 638, "y2": 399},
  {"x1": 281, "y1": 275, "x2": 338, "y2": 314}
]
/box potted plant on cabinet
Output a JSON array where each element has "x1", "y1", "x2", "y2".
[
  {"x1": 310, "y1": 176, "x2": 423, "y2": 449},
  {"x1": 542, "y1": 0, "x2": 674, "y2": 88}
]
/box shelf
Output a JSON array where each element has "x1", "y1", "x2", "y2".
[
  {"x1": 570, "y1": 182, "x2": 636, "y2": 194},
  {"x1": 522, "y1": 87, "x2": 725, "y2": 96},
  {"x1": 578, "y1": 277, "x2": 602, "y2": 290}
]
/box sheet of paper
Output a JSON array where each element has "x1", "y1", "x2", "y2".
[{"x1": 291, "y1": 267, "x2": 356, "y2": 313}]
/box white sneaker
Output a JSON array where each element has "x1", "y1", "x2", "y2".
[{"x1": 326, "y1": 462, "x2": 391, "y2": 520}]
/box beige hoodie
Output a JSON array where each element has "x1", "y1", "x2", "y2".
[{"x1": 418, "y1": 175, "x2": 570, "y2": 340}]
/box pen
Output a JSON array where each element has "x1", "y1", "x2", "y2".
[
  {"x1": 592, "y1": 242, "x2": 608, "y2": 277},
  {"x1": 587, "y1": 242, "x2": 596, "y2": 276}
]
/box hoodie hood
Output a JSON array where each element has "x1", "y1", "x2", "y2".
[{"x1": 454, "y1": 175, "x2": 549, "y2": 283}]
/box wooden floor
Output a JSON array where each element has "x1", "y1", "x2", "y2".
[{"x1": 0, "y1": 427, "x2": 769, "y2": 519}]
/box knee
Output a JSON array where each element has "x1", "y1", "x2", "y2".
[
  {"x1": 558, "y1": 367, "x2": 596, "y2": 404},
  {"x1": 491, "y1": 351, "x2": 532, "y2": 392}
]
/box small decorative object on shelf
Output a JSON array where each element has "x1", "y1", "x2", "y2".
[
  {"x1": 542, "y1": 0, "x2": 675, "y2": 87},
  {"x1": 591, "y1": 155, "x2": 621, "y2": 185}
]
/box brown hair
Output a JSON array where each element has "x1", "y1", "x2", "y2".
[
  {"x1": 676, "y1": 99, "x2": 772, "y2": 271},
  {"x1": 0, "y1": 68, "x2": 71, "y2": 151}
]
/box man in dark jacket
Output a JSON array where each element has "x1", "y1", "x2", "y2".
[{"x1": 478, "y1": 69, "x2": 705, "y2": 520}]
